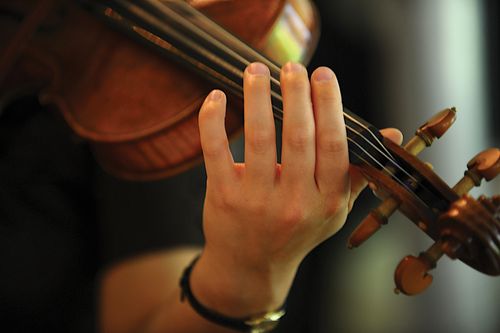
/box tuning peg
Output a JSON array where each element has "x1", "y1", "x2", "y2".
[
  {"x1": 348, "y1": 197, "x2": 400, "y2": 248},
  {"x1": 348, "y1": 108, "x2": 457, "y2": 248},
  {"x1": 404, "y1": 107, "x2": 456, "y2": 155},
  {"x1": 394, "y1": 239, "x2": 459, "y2": 295},
  {"x1": 453, "y1": 148, "x2": 500, "y2": 195}
]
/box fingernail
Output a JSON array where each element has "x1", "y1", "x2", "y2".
[
  {"x1": 283, "y1": 62, "x2": 303, "y2": 73},
  {"x1": 208, "y1": 89, "x2": 224, "y2": 101},
  {"x1": 247, "y1": 62, "x2": 269, "y2": 75},
  {"x1": 313, "y1": 67, "x2": 334, "y2": 82}
]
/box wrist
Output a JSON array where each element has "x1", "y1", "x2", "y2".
[{"x1": 189, "y1": 249, "x2": 296, "y2": 318}]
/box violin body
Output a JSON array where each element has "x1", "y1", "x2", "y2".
[{"x1": 0, "y1": 0, "x2": 318, "y2": 179}]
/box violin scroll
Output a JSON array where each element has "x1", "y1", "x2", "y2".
[{"x1": 348, "y1": 108, "x2": 500, "y2": 295}]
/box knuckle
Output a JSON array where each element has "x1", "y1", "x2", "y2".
[
  {"x1": 325, "y1": 199, "x2": 347, "y2": 217},
  {"x1": 285, "y1": 128, "x2": 313, "y2": 152},
  {"x1": 247, "y1": 129, "x2": 275, "y2": 154},
  {"x1": 202, "y1": 138, "x2": 227, "y2": 158},
  {"x1": 211, "y1": 185, "x2": 237, "y2": 211},
  {"x1": 279, "y1": 205, "x2": 307, "y2": 228},
  {"x1": 324, "y1": 197, "x2": 347, "y2": 217},
  {"x1": 317, "y1": 133, "x2": 346, "y2": 154}
]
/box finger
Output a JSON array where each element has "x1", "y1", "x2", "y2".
[
  {"x1": 347, "y1": 128, "x2": 404, "y2": 211},
  {"x1": 347, "y1": 166, "x2": 368, "y2": 212},
  {"x1": 280, "y1": 62, "x2": 316, "y2": 187},
  {"x1": 310, "y1": 67, "x2": 349, "y2": 195},
  {"x1": 243, "y1": 63, "x2": 276, "y2": 187},
  {"x1": 380, "y1": 127, "x2": 403, "y2": 145},
  {"x1": 198, "y1": 90, "x2": 236, "y2": 185}
]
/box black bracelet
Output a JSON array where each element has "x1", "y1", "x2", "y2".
[{"x1": 179, "y1": 256, "x2": 285, "y2": 332}]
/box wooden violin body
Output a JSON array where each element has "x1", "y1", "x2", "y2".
[{"x1": 0, "y1": 0, "x2": 318, "y2": 179}]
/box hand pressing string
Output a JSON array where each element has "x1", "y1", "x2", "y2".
[{"x1": 191, "y1": 62, "x2": 402, "y2": 323}]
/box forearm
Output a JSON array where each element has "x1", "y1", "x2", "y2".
[
  {"x1": 100, "y1": 248, "x2": 295, "y2": 333},
  {"x1": 99, "y1": 248, "x2": 218, "y2": 333},
  {"x1": 142, "y1": 256, "x2": 293, "y2": 333}
]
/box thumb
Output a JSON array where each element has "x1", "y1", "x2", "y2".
[{"x1": 347, "y1": 128, "x2": 403, "y2": 211}]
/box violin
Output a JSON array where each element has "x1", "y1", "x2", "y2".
[{"x1": 0, "y1": 0, "x2": 498, "y2": 296}]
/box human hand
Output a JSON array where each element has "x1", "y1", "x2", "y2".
[{"x1": 192, "y1": 62, "x2": 402, "y2": 318}]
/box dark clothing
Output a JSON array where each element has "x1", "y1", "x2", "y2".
[{"x1": 0, "y1": 97, "x2": 204, "y2": 332}]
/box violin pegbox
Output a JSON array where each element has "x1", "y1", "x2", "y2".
[
  {"x1": 347, "y1": 107, "x2": 500, "y2": 295},
  {"x1": 348, "y1": 108, "x2": 457, "y2": 248}
]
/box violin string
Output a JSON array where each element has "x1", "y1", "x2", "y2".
[
  {"x1": 127, "y1": 0, "x2": 418, "y2": 184},
  {"x1": 343, "y1": 111, "x2": 395, "y2": 160},
  {"x1": 269, "y1": 95, "x2": 425, "y2": 188},
  {"x1": 139, "y1": 0, "x2": 253, "y2": 67},
  {"x1": 113, "y1": 1, "x2": 245, "y2": 81},
  {"x1": 154, "y1": 2, "x2": 399, "y2": 168},
  {"x1": 271, "y1": 98, "x2": 425, "y2": 193},
  {"x1": 110, "y1": 0, "x2": 285, "y2": 109},
  {"x1": 170, "y1": 0, "x2": 284, "y2": 84},
  {"x1": 94, "y1": 1, "x2": 245, "y2": 103},
  {"x1": 152, "y1": 1, "x2": 398, "y2": 164},
  {"x1": 346, "y1": 137, "x2": 416, "y2": 195},
  {"x1": 130, "y1": 0, "x2": 287, "y2": 94},
  {"x1": 345, "y1": 124, "x2": 423, "y2": 191},
  {"x1": 98, "y1": 0, "x2": 432, "y2": 198},
  {"x1": 157, "y1": 0, "x2": 396, "y2": 169},
  {"x1": 111, "y1": 3, "x2": 388, "y2": 151},
  {"x1": 151, "y1": 0, "x2": 283, "y2": 78},
  {"x1": 132, "y1": 0, "x2": 284, "y2": 88},
  {"x1": 338, "y1": 141, "x2": 427, "y2": 209}
]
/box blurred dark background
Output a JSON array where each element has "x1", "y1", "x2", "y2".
[{"x1": 273, "y1": 1, "x2": 500, "y2": 332}]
